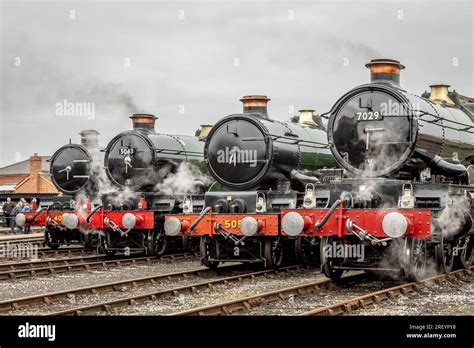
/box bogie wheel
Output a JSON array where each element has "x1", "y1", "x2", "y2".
[
  {"x1": 147, "y1": 229, "x2": 167, "y2": 257},
  {"x1": 83, "y1": 233, "x2": 101, "y2": 250},
  {"x1": 200, "y1": 236, "x2": 219, "y2": 270},
  {"x1": 45, "y1": 227, "x2": 60, "y2": 250},
  {"x1": 435, "y1": 235, "x2": 454, "y2": 274},
  {"x1": 264, "y1": 237, "x2": 284, "y2": 269},
  {"x1": 319, "y1": 237, "x2": 343, "y2": 281},
  {"x1": 456, "y1": 237, "x2": 473, "y2": 268},
  {"x1": 453, "y1": 236, "x2": 474, "y2": 269},
  {"x1": 404, "y1": 238, "x2": 428, "y2": 281},
  {"x1": 295, "y1": 237, "x2": 312, "y2": 265},
  {"x1": 102, "y1": 233, "x2": 117, "y2": 257},
  {"x1": 181, "y1": 235, "x2": 190, "y2": 252}
]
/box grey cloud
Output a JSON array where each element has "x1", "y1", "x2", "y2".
[{"x1": 0, "y1": 0, "x2": 472, "y2": 166}]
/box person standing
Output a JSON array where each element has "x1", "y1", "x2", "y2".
[
  {"x1": 2, "y1": 198, "x2": 15, "y2": 229},
  {"x1": 21, "y1": 203, "x2": 32, "y2": 233},
  {"x1": 10, "y1": 202, "x2": 22, "y2": 233}
]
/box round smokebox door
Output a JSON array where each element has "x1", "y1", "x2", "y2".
[
  {"x1": 51, "y1": 145, "x2": 91, "y2": 194},
  {"x1": 206, "y1": 118, "x2": 269, "y2": 187},
  {"x1": 105, "y1": 132, "x2": 154, "y2": 188},
  {"x1": 330, "y1": 90, "x2": 413, "y2": 176}
]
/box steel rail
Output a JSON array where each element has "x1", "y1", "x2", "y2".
[
  {"x1": 0, "y1": 252, "x2": 198, "y2": 280},
  {"x1": 171, "y1": 272, "x2": 368, "y2": 316},
  {"x1": 299, "y1": 266, "x2": 473, "y2": 316},
  {"x1": 42, "y1": 265, "x2": 306, "y2": 316},
  {"x1": 0, "y1": 264, "x2": 246, "y2": 313}
]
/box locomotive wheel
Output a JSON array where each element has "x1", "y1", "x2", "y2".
[
  {"x1": 295, "y1": 237, "x2": 312, "y2": 265},
  {"x1": 264, "y1": 237, "x2": 284, "y2": 269},
  {"x1": 83, "y1": 233, "x2": 101, "y2": 250},
  {"x1": 44, "y1": 227, "x2": 60, "y2": 250},
  {"x1": 405, "y1": 238, "x2": 428, "y2": 281},
  {"x1": 435, "y1": 235, "x2": 454, "y2": 274},
  {"x1": 458, "y1": 237, "x2": 473, "y2": 268},
  {"x1": 89, "y1": 233, "x2": 102, "y2": 250},
  {"x1": 320, "y1": 237, "x2": 343, "y2": 281},
  {"x1": 200, "y1": 236, "x2": 219, "y2": 270},
  {"x1": 147, "y1": 229, "x2": 167, "y2": 257}
]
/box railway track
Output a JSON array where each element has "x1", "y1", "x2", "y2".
[
  {"x1": 0, "y1": 228, "x2": 44, "y2": 236},
  {"x1": 0, "y1": 252, "x2": 198, "y2": 280},
  {"x1": 0, "y1": 235, "x2": 45, "y2": 247},
  {"x1": 172, "y1": 272, "x2": 369, "y2": 316},
  {"x1": 0, "y1": 247, "x2": 92, "y2": 261},
  {"x1": 299, "y1": 266, "x2": 473, "y2": 316},
  {"x1": 0, "y1": 263, "x2": 248, "y2": 314},
  {"x1": 172, "y1": 267, "x2": 472, "y2": 316},
  {"x1": 5, "y1": 265, "x2": 306, "y2": 315}
]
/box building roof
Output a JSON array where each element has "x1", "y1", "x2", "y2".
[
  {"x1": 14, "y1": 174, "x2": 58, "y2": 194},
  {"x1": 0, "y1": 156, "x2": 50, "y2": 175},
  {"x1": 0, "y1": 174, "x2": 28, "y2": 186},
  {"x1": 460, "y1": 94, "x2": 474, "y2": 104}
]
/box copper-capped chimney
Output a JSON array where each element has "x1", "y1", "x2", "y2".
[
  {"x1": 365, "y1": 59, "x2": 405, "y2": 86},
  {"x1": 130, "y1": 114, "x2": 157, "y2": 133},
  {"x1": 79, "y1": 129, "x2": 100, "y2": 149},
  {"x1": 240, "y1": 95, "x2": 270, "y2": 118}
]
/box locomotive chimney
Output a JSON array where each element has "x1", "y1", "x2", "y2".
[
  {"x1": 130, "y1": 114, "x2": 157, "y2": 133},
  {"x1": 79, "y1": 129, "x2": 100, "y2": 149},
  {"x1": 428, "y1": 84, "x2": 455, "y2": 106},
  {"x1": 197, "y1": 124, "x2": 213, "y2": 140},
  {"x1": 365, "y1": 59, "x2": 405, "y2": 86},
  {"x1": 240, "y1": 95, "x2": 270, "y2": 118}
]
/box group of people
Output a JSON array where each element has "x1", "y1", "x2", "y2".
[{"x1": 1, "y1": 197, "x2": 37, "y2": 233}]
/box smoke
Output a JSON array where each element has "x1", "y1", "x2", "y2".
[
  {"x1": 434, "y1": 195, "x2": 471, "y2": 238},
  {"x1": 154, "y1": 161, "x2": 211, "y2": 195},
  {"x1": 72, "y1": 80, "x2": 139, "y2": 115}
]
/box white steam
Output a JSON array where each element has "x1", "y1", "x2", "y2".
[{"x1": 154, "y1": 162, "x2": 211, "y2": 195}]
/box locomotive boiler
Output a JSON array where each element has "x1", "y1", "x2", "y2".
[
  {"x1": 205, "y1": 96, "x2": 335, "y2": 191},
  {"x1": 164, "y1": 96, "x2": 337, "y2": 269},
  {"x1": 104, "y1": 114, "x2": 206, "y2": 191},
  {"x1": 280, "y1": 59, "x2": 474, "y2": 280}
]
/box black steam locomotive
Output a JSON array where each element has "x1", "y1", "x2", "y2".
[
  {"x1": 95, "y1": 114, "x2": 210, "y2": 256},
  {"x1": 164, "y1": 96, "x2": 337, "y2": 268},
  {"x1": 280, "y1": 59, "x2": 473, "y2": 280},
  {"x1": 16, "y1": 130, "x2": 106, "y2": 249},
  {"x1": 50, "y1": 129, "x2": 104, "y2": 197}
]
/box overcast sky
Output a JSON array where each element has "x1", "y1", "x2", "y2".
[{"x1": 1, "y1": 0, "x2": 473, "y2": 167}]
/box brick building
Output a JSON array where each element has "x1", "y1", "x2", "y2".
[{"x1": 0, "y1": 153, "x2": 60, "y2": 203}]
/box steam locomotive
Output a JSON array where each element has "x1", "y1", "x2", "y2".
[
  {"x1": 280, "y1": 59, "x2": 474, "y2": 280},
  {"x1": 16, "y1": 130, "x2": 105, "y2": 249},
  {"x1": 74, "y1": 114, "x2": 210, "y2": 256},
  {"x1": 164, "y1": 96, "x2": 337, "y2": 268},
  {"x1": 17, "y1": 115, "x2": 210, "y2": 256}
]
